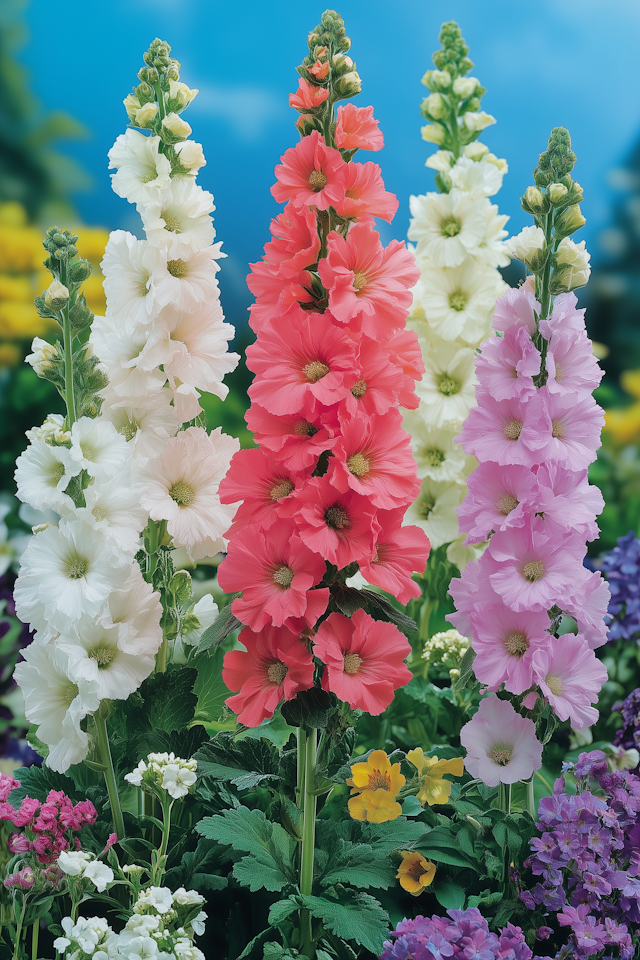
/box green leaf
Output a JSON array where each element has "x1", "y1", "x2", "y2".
[
  {"x1": 268, "y1": 899, "x2": 299, "y2": 927},
  {"x1": 360, "y1": 818, "x2": 428, "y2": 855},
  {"x1": 362, "y1": 590, "x2": 418, "y2": 633},
  {"x1": 9, "y1": 766, "x2": 79, "y2": 805},
  {"x1": 298, "y1": 893, "x2": 389, "y2": 955},
  {"x1": 142, "y1": 667, "x2": 198, "y2": 733},
  {"x1": 238, "y1": 711, "x2": 296, "y2": 751},
  {"x1": 317, "y1": 834, "x2": 395, "y2": 890},
  {"x1": 420, "y1": 847, "x2": 477, "y2": 870},
  {"x1": 281, "y1": 687, "x2": 336, "y2": 729},
  {"x1": 192, "y1": 648, "x2": 231, "y2": 725},
  {"x1": 467, "y1": 890, "x2": 504, "y2": 910},
  {"x1": 434, "y1": 879, "x2": 466, "y2": 910},
  {"x1": 194, "y1": 602, "x2": 242, "y2": 655},
  {"x1": 164, "y1": 838, "x2": 227, "y2": 893},
  {"x1": 454, "y1": 646, "x2": 477, "y2": 692},
  {"x1": 401, "y1": 796, "x2": 424, "y2": 817},
  {"x1": 195, "y1": 733, "x2": 284, "y2": 791},
  {"x1": 236, "y1": 928, "x2": 274, "y2": 960}
]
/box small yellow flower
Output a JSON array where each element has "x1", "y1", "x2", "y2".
[
  {"x1": 621, "y1": 368, "x2": 640, "y2": 401},
  {"x1": 604, "y1": 403, "x2": 640, "y2": 444},
  {"x1": 346, "y1": 750, "x2": 405, "y2": 823},
  {"x1": 406, "y1": 747, "x2": 464, "y2": 806},
  {"x1": 396, "y1": 851, "x2": 436, "y2": 896},
  {"x1": 348, "y1": 788, "x2": 402, "y2": 823}
]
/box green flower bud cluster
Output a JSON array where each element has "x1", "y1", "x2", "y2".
[
  {"x1": 420, "y1": 21, "x2": 492, "y2": 158},
  {"x1": 422, "y1": 629, "x2": 470, "y2": 683}
]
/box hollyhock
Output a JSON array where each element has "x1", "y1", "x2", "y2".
[
  {"x1": 333, "y1": 161, "x2": 398, "y2": 223},
  {"x1": 470, "y1": 604, "x2": 551, "y2": 694},
  {"x1": 58, "y1": 622, "x2": 156, "y2": 701},
  {"x1": 408, "y1": 189, "x2": 496, "y2": 267},
  {"x1": 244, "y1": 403, "x2": 338, "y2": 473},
  {"x1": 108, "y1": 130, "x2": 172, "y2": 205},
  {"x1": 449, "y1": 155, "x2": 505, "y2": 198},
  {"x1": 386, "y1": 328, "x2": 425, "y2": 410},
  {"x1": 532, "y1": 634, "x2": 609, "y2": 729},
  {"x1": 271, "y1": 130, "x2": 347, "y2": 210},
  {"x1": 563, "y1": 568, "x2": 611, "y2": 649},
  {"x1": 246, "y1": 260, "x2": 315, "y2": 332},
  {"x1": 99, "y1": 389, "x2": 180, "y2": 460},
  {"x1": 69, "y1": 417, "x2": 131, "y2": 483},
  {"x1": 334, "y1": 103, "x2": 384, "y2": 151},
  {"x1": 538, "y1": 290, "x2": 586, "y2": 339},
  {"x1": 14, "y1": 440, "x2": 82, "y2": 515},
  {"x1": 358, "y1": 508, "x2": 430, "y2": 603},
  {"x1": 294, "y1": 476, "x2": 378, "y2": 569},
  {"x1": 403, "y1": 477, "x2": 465, "y2": 549},
  {"x1": 288, "y1": 77, "x2": 329, "y2": 110},
  {"x1": 100, "y1": 231, "x2": 159, "y2": 328},
  {"x1": 457, "y1": 462, "x2": 540, "y2": 544},
  {"x1": 535, "y1": 463, "x2": 603, "y2": 542},
  {"x1": 535, "y1": 388, "x2": 604, "y2": 470},
  {"x1": 218, "y1": 522, "x2": 329, "y2": 632},
  {"x1": 492, "y1": 286, "x2": 539, "y2": 335},
  {"x1": 99, "y1": 566, "x2": 163, "y2": 657},
  {"x1": 416, "y1": 340, "x2": 477, "y2": 429},
  {"x1": 460, "y1": 696, "x2": 543, "y2": 787},
  {"x1": 222, "y1": 624, "x2": 315, "y2": 727},
  {"x1": 403, "y1": 416, "x2": 468, "y2": 483},
  {"x1": 544, "y1": 331, "x2": 603, "y2": 397},
  {"x1": 340, "y1": 336, "x2": 407, "y2": 421},
  {"x1": 473, "y1": 324, "x2": 541, "y2": 402},
  {"x1": 457, "y1": 392, "x2": 549, "y2": 466},
  {"x1": 415, "y1": 260, "x2": 505, "y2": 344},
  {"x1": 77, "y1": 472, "x2": 148, "y2": 556},
  {"x1": 90, "y1": 313, "x2": 166, "y2": 399},
  {"x1": 152, "y1": 243, "x2": 224, "y2": 311},
  {"x1": 219, "y1": 447, "x2": 306, "y2": 535},
  {"x1": 262, "y1": 203, "x2": 321, "y2": 278},
  {"x1": 314, "y1": 609, "x2": 412, "y2": 714},
  {"x1": 140, "y1": 179, "x2": 215, "y2": 258}
]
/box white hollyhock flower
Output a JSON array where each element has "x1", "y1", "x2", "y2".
[
  {"x1": 140, "y1": 179, "x2": 215, "y2": 258},
  {"x1": 100, "y1": 565, "x2": 163, "y2": 657},
  {"x1": 160, "y1": 763, "x2": 197, "y2": 799},
  {"x1": 152, "y1": 244, "x2": 225, "y2": 312},
  {"x1": 474, "y1": 200, "x2": 510, "y2": 268},
  {"x1": 140, "y1": 427, "x2": 239, "y2": 560},
  {"x1": 415, "y1": 260, "x2": 505, "y2": 343},
  {"x1": 58, "y1": 850, "x2": 91, "y2": 876},
  {"x1": 25, "y1": 413, "x2": 70, "y2": 445},
  {"x1": 449, "y1": 156, "x2": 504, "y2": 199},
  {"x1": 14, "y1": 440, "x2": 81, "y2": 514},
  {"x1": 101, "y1": 231, "x2": 162, "y2": 328},
  {"x1": 174, "y1": 140, "x2": 206, "y2": 173},
  {"x1": 14, "y1": 642, "x2": 101, "y2": 772},
  {"x1": 404, "y1": 477, "x2": 465, "y2": 548},
  {"x1": 181, "y1": 594, "x2": 218, "y2": 646},
  {"x1": 108, "y1": 130, "x2": 172, "y2": 205},
  {"x1": 408, "y1": 190, "x2": 489, "y2": 267},
  {"x1": 91, "y1": 313, "x2": 167, "y2": 399},
  {"x1": 70, "y1": 418, "x2": 131, "y2": 483},
  {"x1": 77, "y1": 471, "x2": 148, "y2": 556},
  {"x1": 402, "y1": 414, "x2": 468, "y2": 482},
  {"x1": 425, "y1": 150, "x2": 454, "y2": 173},
  {"x1": 59, "y1": 620, "x2": 155, "y2": 701},
  {"x1": 446, "y1": 533, "x2": 485, "y2": 572},
  {"x1": 555, "y1": 237, "x2": 591, "y2": 290},
  {"x1": 25, "y1": 336, "x2": 57, "y2": 376},
  {"x1": 100, "y1": 387, "x2": 180, "y2": 460},
  {"x1": 82, "y1": 860, "x2": 114, "y2": 893},
  {"x1": 416, "y1": 339, "x2": 477, "y2": 428},
  {"x1": 504, "y1": 224, "x2": 546, "y2": 267}
]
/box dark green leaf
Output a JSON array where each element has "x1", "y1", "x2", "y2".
[
  {"x1": 191, "y1": 648, "x2": 230, "y2": 725},
  {"x1": 194, "y1": 603, "x2": 242, "y2": 655},
  {"x1": 401, "y1": 796, "x2": 424, "y2": 817},
  {"x1": 467, "y1": 890, "x2": 504, "y2": 910},
  {"x1": 9, "y1": 766, "x2": 79, "y2": 805},
  {"x1": 298, "y1": 893, "x2": 389, "y2": 955},
  {"x1": 164, "y1": 838, "x2": 227, "y2": 893},
  {"x1": 138, "y1": 667, "x2": 198, "y2": 734},
  {"x1": 236, "y1": 928, "x2": 273, "y2": 960},
  {"x1": 195, "y1": 733, "x2": 283, "y2": 790},
  {"x1": 361, "y1": 590, "x2": 418, "y2": 633},
  {"x1": 268, "y1": 899, "x2": 299, "y2": 926},
  {"x1": 420, "y1": 847, "x2": 477, "y2": 870},
  {"x1": 434, "y1": 879, "x2": 466, "y2": 910},
  {"x1": 238, "y1": 712, "x2": 296, "y2": 751},
  {"x1": 360, "y1": 818, "x2": 428, "y2": 855},
  {"x1": 281, "y1": 687, "x2": 336, "y2": 729},
  {"x1": 454, "y1": 646, "x2": 477, "y2": 692},
  {"x1": 318, "y1": 837, "x2": 395, "y2": 890}
]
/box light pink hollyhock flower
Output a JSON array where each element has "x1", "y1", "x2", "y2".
[
  {"x1": 272, "y1": 130, "x2": 347, "y2": 211},
  {"x1": 318, "y1": 222, "x2": 419, "y2": 338},
  {"x1": 218, "y1": 521, "x2": 329, "y2": 632},
  {"x1": 334, "y1": 103, "x2": 384, "y2": 151},
  {"x1": 458, "y1": 462, "x2": 540, "y2": 545},
  {"x1": 340, "y1": 336, "x2": 406, "y2": 422},
  {"x1": 539, "y1": 291, "x2": 586, "y2": 338},
  {"x1": 457, "y1": 392, "x2": 549, "y2": 467},
  {"x1": 330, "y1": 411, "x2": 421, "y2": 510},
  {"x1": 474, "y1": 326, "x2": 541, "y2": 402},
  {"x1": 244, "y1": 403, "x2": 339, "y2": 473},
  {"x1": 246, "y1": 264, "x2": 314, "y2": 332},
  {"x1": 470, "y1": 603, "x2": 551, "y2": 695},
  {"x1": 139, "y1": 426, "x2": 239, "y2": 560},
  {"x1": 386, "y1": 329, "x2": 425, "y2": 411},
  {"x1": 563, "y1": 568, "x2": 611, "y2": 649},
  {"x1": 535, "y1": 463, "x2": 604, "y2": 542},
  {"x1": 492, "y1": 287, "x2": 539, "y2": 335},
  {"x1": 536, "y1": 388, "x2": 604, "y2": 470},
  {"x1": 486, "y1": 522, "x2": 585, "y2": 612},
  {"x1": 333, "y1": 161, "x2": 398, "y2": 223},
  {"x1": 223, "y1": 624, "x2": 315, "y2": 727},
  {"x1": 219, "y1": 447, "x2": 308, "y2": 536},
  {"x1": 544, "y1": 331, "x2": 603, "y2": 398},
  {"x1": 262, "y1": 203, "x2": 321, "y2": 278},
  {"x1": 447, "y1": 562, "x2": 501, "y2": 637},
  {"x1": 246, "y1": 313, "x2": 355, "y2": 417},
  {"x1": 532, "y1": 634, "x2": 608, "y2": 729},
  {"x1": 294, "y1": 475, "x2": 378, "y2": 569},
  {"x1": 460, "y1": 696, "x2": 543, "y2": 786},
  {"x1": 313, "y1": 609, "x2": 412, "y2": 714},
  {"x1": 359, "y1": 508, "x2": 430, "y2": 603}
]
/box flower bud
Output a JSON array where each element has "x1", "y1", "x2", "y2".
[
  {"x1": 168, "y1": 80, "x2": 199, "y2": 110},
  {"x1": 548, "y1": 182, "x2": 568, "y2": 203},
  {"x1": 135, "y1": 102, "x2": 159, "y2": 128},
  {"x1": 453, "y1": 76, "x2": 478, "y2": 99},
  {"x1": 68, "y1": 258, "x2": 92, "y2": 283},
  {"x1": 484, "y1": 153, "x2": 508, "y2": 174},
  {"x1": 463, "y1": 142, "x2": 489, "y2": 161},
  {"x1": 295, "y1": 114, "x2": 318, "y2": 137},
  {"x1": 551, "y1": 237, "x2": 591, "y2": 292},
  {"x1": 422, "y1": 93, "x2": 446, "y2": 120},
  {"x1": 25, "y1": 337, "x2": 57, "y2": 376},
  {"x1": 334, "y1": 70, "x2": 361, "y2": 98},
  {"x1": 161, "y1": 112, "x2": 192, "y2": 141},
  {"x1": 43, "y1": 280, "x2": 70, "y2": 310},
  {"x1": 331, "y1": 53, "x2": 353, "y2": 76},
  {"x1": 422, "y1": 69, "x2": 451, "y2": 91},
  {"x1": 523, "y1": 185, "x2": 549, "y2": 215},
  {"x1": 425, "y1": 150, "x2": 454, "y2": 173},
  {"x1": 421, "y1": 124, "x2": 445, "y2": 145},
  {"x1": 555, "y1": 203, "x2": 586, "y2": 237},
  {"x1": 504, "y1": 225, "x2": 548, "y2": 270},
  {"x1": 123, "y1": 94, "x2": 141, "y2": 122},
  {"x1": 463, "y1": 111, "x2": 496, "y2": 133},
  {"x1": 174, "y1": 140, "x2": 206, "y2": 173}
]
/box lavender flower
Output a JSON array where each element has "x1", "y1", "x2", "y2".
[
  {"x1": 613, "y1": 687, "x2": 640, "y2": 772},
  {"x1": 601, "y1": 532, "x2": 640, "y2": 642}
]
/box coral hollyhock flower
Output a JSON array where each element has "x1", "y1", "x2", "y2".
[
  {"x1": 295, "y1": 476, "x2": 377, "y2": 569},
  {"x1": 460, "y1": 697, "x2": 543, "y2": 787},
  {"x1": 218, "y1": 522, "x2": 329, "y2": 631},
  {"x1": 536, "y1": 387, "x2": 604, "y2": 470},
  {"x1": 340, "y1": 336, "x2": 406, "y2": 421},
  {"x1": 333, "y1": 161, "x2": 398, "y2": 223},
  {"x1": 330, "y1": 411, "x2": 420, "y2": 509},
  {"x1": 219, "y1": 447, "x2": 306, "y2": 535},
  {"x1": 319, "y1": 222, "x2": 419, "y2": 338},
  {"x1": 272, "y1": 130, "x2": 347, "y2": 210},
  {"x1": 386, "y1": 328, "x2": 425, "y2": 410},
  {"x1": 222, "y1": 624, "x2": 314, "y2": 727},
  {"x1": 334, "y1": 103, "x2": 384, "y2": 151},
  {"x1": 457, "y1": 392, "x2": 549, "y2": 466},
  {"x1": 359, "y1": 507, "x2": 430, "y2": 603},
  {"x1": 474, "y1": 325, "x2": 541, "y2": 402},
  {"x1": 262, "y1": 203, "x2": 321, "y2": 278},
  {"x1": 244, "y1": 403, "x2": 338, "y2": 473},
  {"x1": 396, "y1": 852, "x2": 436, "y2": 896},
  {"x1": 470, "y1": 603, "x2": 551, "y2": 694},
  {"x1": 347, "y1": 749, "x2": 404, "y2": 822},
  {"x1": 532, "y1": 634, "x2": 608, "y2": 729},
  {"x1": 246, "y1": 262, "x2": 314, "y2": 332},
  {"x1": 457, "y1": 462, "x2": 540, "y2": 544},
  {"x1": 314, "y1": 609, "x2": 411, "y2": 714},
  {"x1": 406, "y1": 748, "x2": 464, "y2": 806},
  {"x1": 288, "y1": 78, "x2": 329, "y2": 111}
]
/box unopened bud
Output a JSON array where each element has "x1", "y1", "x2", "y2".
[
  {"x1": 422, "y1": 69, "x2": 451, "y2": 91},
  {"x1": 548, "y1": 182, "x2": 568, "y2": 203},
  {"x1": 551, "y1": 237, "x2": 591, "y2": 292},
  {"x1": 422, "y1": 93, "x2": 446, "y2": 120},
  {"x1": 68, "y1": 258, "x2": 92, "y2": 283},
  {"x1": 174, "y1": 140, "x2": 206, "y2": 173},
  {"x1": 556, "y1": 203, "x2": 586, "y2": 237},
  {"x1": 124, "y1": 94, "x2": 141, "y2": 122},
  {"x1": 334, "y1": 71, "x2": 361, "y2": 98},
  {"x1": 463, "y1": 111, "x2": 496, "y2": 133},
  {"x1": 161, "y1": 113, "x2": 192, "y2": 141},
  {"x1": 135, "y1": 102, "x2": 159, "y2": 128},
  {"x1": 295, "y1": 114, "x2": 318, "y2": 137},
  {"x1": 463, "y1": 142, "x2": 489, "y2": 161},
  {"x1": 421, "y1": 124, "x2": 445, "y2": 145},
  {"x1": 43, "y1": 280, "x2": 70, "y2": 310},
  {"x1": 524, "y1": 185, "x2": 549, "y2": 214},
  {"x1": 168, "y1": 80, "x2": 198, "y2": 110},
  {"x1": 453, "y1": 76, "x2": 478, "y2": 99},
  {"x1": 26, "y1": 336, "x2": 57, "y2": 375}
]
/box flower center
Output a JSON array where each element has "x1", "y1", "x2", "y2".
[
  {"x1": 554, "y1": 363, "x2": 564, "y2": 381},
  {"x1": 504, "y1": 419, "x2": 523, "y2": 441},
  {"x1": 423, "y1": 446, "x2": 445, "y2": 467},
  {"x1": 80, "y1": 441, "x2": 96, "y2": 462},
  {"x1": 440, "y1": 216, "x2": 462, "y2": 238},
  {"x1": 270, "y1": 479, "x2": 294, "y2": 501},
  {"x1": 60, "y1": 682, "x2": 79, "y2": 706},
  {"x1": 325, "y1": 505, "x2": 350, "y2": 530},
  {"x1": 367, "y1": 770, "x2": 392, "y2": 791},
  {"x1": 522, "y1": 560, "x2": 545, "y2": 583},
  {"x1": 88, "y1": 642, "x2": 117, "y2": 669},
  {"x1": 49, "y1": 461, "x2": 66, "y2": 486},
  {"x1": 436, "y1": 373, "x2": 460, "y2": 396},
  {"x1": 417, "y1": 492, "x2": 436, "y2": 520},
  {"x1": 66, "y1": 556, "x2": 88, "y2": 579},
  {"x1": 545, "y1": 674, "x2": 563, "y2": 696},
  {"x1": 303, "y1": 360, "x2": 330, "y2": 383},
  {"x1": 163, "y1": 214, "x2": 182, "y2": 233},
  {"x1": 294, "y1": 420, "x2": 318, "y2": 436},
  {"x1": 91, "y1": 505, "x2": 108, "y2": 522},
  {"x1": 273, "y1": 565, "x2": 294, "y2": 589},
  {"x1": 350, "y1": 379, "x2": 367, "y2": 398},
  {"x1": 169, "y1": 481, "x2": 196, "y2": 507},
  {"x1": 406, "y1": 857, "x2": 428, "y2": 880},
  {"x1": 308, "y1": 169, "x2": 327, "y2": 191},
  {"x1": 120, "y1": 418, "x2": 140, "y2": 441},
  {"x1": 504, "y1": 631, "x2": 529, "y2": 656},
  {"x1": 449, "y1": 289, "x2": 468, "y2": 311},
  {"x1": 551, "y1": 419, "x2": 564, "y2": 439},
  {"x1": 138, "y1": 274, "x2": 151, "y2": 297},
  {"x1": 489, "y1": 745, "x2": 513, "y2": 766},
  {"x1": 347, "y1": 453, "x2": 370, "y2": 477},
  {"x1": 167, "y1": 259, "x2": 188, "y2": 278},
  {"x1": 352, "y1": 272, "x2": 368, "y2": 292},
  {"x1": 496, "y1": 493, "x2": 519, "y2": 515},
  {"x1": 343, "y1": 652, "x2": 362, "y2": 675},
  {"x1": 267, "y1": 660, "x2": 288, "y2": 685},
  {"x1": 141, "y1": 170, "x2": 158, "y2": 183}
]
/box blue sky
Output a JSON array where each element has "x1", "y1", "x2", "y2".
[{"x1": 18, "y1": 0, "x2": 640, "y2": 323}]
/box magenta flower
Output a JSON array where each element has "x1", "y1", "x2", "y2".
[
  {"x1": 532, "y1": 634, "x2": 608, "y2": 729},
  {"x1": 460, "y1": 697, "x2": 543, "y2": 787}
]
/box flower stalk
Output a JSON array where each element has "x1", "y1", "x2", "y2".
[
  {"x1": 299, "y1": 726, "x2": 318, "y2": 959},
  {"x1": 94, "y1": 706, "x2": 126, "y2": 840},
  {"x1": 59, "y1": 258, "x2": 76, "y2": 428}
]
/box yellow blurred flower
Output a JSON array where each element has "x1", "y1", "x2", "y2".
[
  {"x1": 82, "y1": 273, "x2": 107, "y2": 313},
  {"x1": 620, "y1": 369, "x2": 640, "y2": 401},
  {"x1": 0, "y1": 343, "x2": 22, "y2": 367},
  {"x1": 347, "y1": 750, "x2": 405, "y2": 823},
  {"x1": 0, "y1": 275, "x2": 33, "y2": 302},
  {"x1": 604, "y1": 403, "x2": 640, "y2": 444},
  {"x1": 75, "y1": 228, "x2": 110, "y2": 266},
  {"x1": 396, "y1": 851, "x2": 436, "y2": 896},
  {"x1": 0, "y1": 302, "x2": 54, "y2": 338},
  {"x1": 406, "y1": 748, "x2": 464, "y2": 806}
]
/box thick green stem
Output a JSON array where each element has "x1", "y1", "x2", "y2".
[
  {"x1": 419, "y1": 598, "x2": 435, "y2": 642},
  {"x1": 59, "y1": 260, "x2": 76, "y2": 427},
  {"x1": 156, "y1": 630, "x2": 169, "y2": 674},
  {"x1": 12, "y1": 897, "x2": 26, "y2": 960},
  {"x1": 538, "y1": 211, "x2": 554, "y2": 323},
  {"x1": 152, "y1": 797, "x2": 174, "y2": 885},
  {"x1": 299, "y1": 728, "x2": 317, "y2": 959},
  {"x1": 498, "y1": 782, "x2": 511, "y2": 814},
  {"x1": 94, "y1": 708, "x2": 126, "y2": 840},
  {"x1": 524, "y1": 776, "x2": 535, "y2": 818},
  {"x1": 31, "y1": 920, "x2": 39, "y2": 960}
]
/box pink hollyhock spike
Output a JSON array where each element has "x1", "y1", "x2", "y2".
[
  {"x1": 340, "y1": 335, "x2": 406, "y2": 422},
  {"x1": 223, "y1": 623, "x2": 315, "y2": 727},
  {"x1": 535, "y1": 463, "x2": 603, "y2": 542},
  {"x1": 457, "y1": 392, "x2": 550, "y2": 467},
  {"x1": 474, "y1": 325, "x2": 541, "y2": 402},
  {"x1": 486, "y1": 521, "x2": 585, "y2": 613},
  {"x1": 4, "y1": 867, "x2": 35, "y2": 890},
  {"x1": 246, "y1": 262, "x2": 315, "y2": 332},
  {"x1": 0, "y1": 774, "x2": 19, "y2": 803},
  {"x1": 563, "y1": 568, "x2": 611, "y2": 649},
  {"x1": 447, "y1": 561, "x2": 501, "y2": 637},
  {"x1": 289, "y1": 77, "x2": 330, "y2": 111},
  {"x1": 539, "y1": 291, "x2": 586, "y2": 339},
  {"x1": 460, "y1": 696, "x2": 543, "y2": 787},
  {"x1": 333, "y1": 161, "x2": 398, "y2": 223},
  {"x1": 544, "y1": 331, "x2": 603, "y2": 398},
  {"x1": 313, "y1": 609, "x2": 411, "y2": 714},
  {"x1": 492, "y1": 287, "x2": 540, "y2": 335},
  {"x1": 358, "y1": 507, "x2": 430, "y2": 603},
  {"x1": 262, "y1": 203, "x2": 322, "y2": 279},
  {"x1": 318, "y1": 222, "x2": 419, "y2": 338},
  {"x1": 386, "y1": 328, "x2": 425, "y2": 410},
  {"x1": 246, "y1": 313, "x2": 356, "y2": 417},
  {"x1": 220, "y1": 447, "x2": 308, "y2": 535},
  {"x1": 335, "y1": 103, "x2": 384, "y2": 151},
  {"x1": 218, "y1": 521, "x2": 329, "y2": 632},
  {"x1": 33, "y1": 835, "x2": 54, "y2": 862},
  {"x1": 535, "y1": 387, "x2": 604, "y2": 470},
  {"x1": 330, "y1": 411, "x2": 421, "y2": 510},
  {"x1": 457, "y1": 462, "x2": 540, "y2": 545},
  {"x1": 294, "y1": 475, "x2": 378, "y2": 569},
  {"x1": 272, "y1": 130, "x2": 347, "y2": 211},
  {"x1": 532, "y1": 633, "x2": 608, "y2": 729},
  {"x1": 244, "y1": 403, "x2": 339, "y2": 473},
  {"x1": 470, "y1": 603, "x2": 552, "y2": 695}
]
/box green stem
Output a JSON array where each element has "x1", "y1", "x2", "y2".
[
  {"x1": 94, "y1": 708, "x2": 126, "y2": 840},
  {"x1": 299, "y1": 728, "x2": 317, "y2": 959},
  {"x1": 296, "y1": 728, "x2": 306, "y2": 807},
  {"x1": 59, "y1": 260, "x2": 76, "y2": 427},
  {"x1": 419, "y1": 598, "x2": 435, "y2": 643},
  {"x1": 156, "y1": 629, "x2": 169, "y2": 674},
  {"x1": 538, "y1": 210, "x2": 554, "y2": 323},
  {"x1": 524, "y1": 776, "x2": 535, "y2": 818},
  {"x1": 152, "y1": 798, "x2": 174, "y2": 885},
  {"x1": 534, "y1": 769, "x2": 554, "y2": 795},
  {"x1": 12, "y1": 897, "x2": 27, "y2": 960},
  {"x1": 31, "y1": 920, "x2": 39, "y2": 960},
  {"x1": 497, "y1": 782, "x2": 511, "y2": 814}
]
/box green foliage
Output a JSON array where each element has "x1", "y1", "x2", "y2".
[
  {"x1": 195, "y1": 732, "x2": 288, "y2": 791},
  {"x1": 192, "y1": 648, "x2": 231, "y2": 725},
  {"x1": 533, "y1": 127, "x2": 576, "y2": 188},
  {"x1": 296, "y1": 892, "x2": 389, "y2": 955},
  {"x1": 193, "y1": 601, "x2": 243, "y2": 657}
]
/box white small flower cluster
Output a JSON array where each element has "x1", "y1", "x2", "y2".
[
  {"x1": 57, "y1": 850, "x2": 114, "y2": 893},
  {"x1": 404, "y1": 138, "x2": 510, "y2": 568},
  {"x1": 422, "y1": 628, "x2": 470, "y2": 673},
  {"x1": 125, "y1": 753, "x2": 198, "y2": 800}
]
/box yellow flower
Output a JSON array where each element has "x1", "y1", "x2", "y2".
[
  {"x1": 604, "y1": 403, "x2": 640, "y2": 444},
  {"x1": 75, "y1": 228, "x2": 110, "y2": 266},
  {"x1": 0, "y1": 342, "x2": 21, "y2": 367},
  {"x1": 346, "y1": 750, "x2": 405, "y2": 823},
  {"x1": 0, "y1": 275, "x2": 33, "y2": 302},
  {"x1": 396, "y1": 851, "x2": 436, "y2": 896},
  {"x1": 0, "y1": 302, "x2": 52, "y2": 338},
  {"x1": 621, "y1": 368, "x2": 640, "y2": 401},
  {"x1": 407, "y1": 747, "x2": 464, "y2": 806},
  {"x1": 348, "y1": 788, "x2": 403, "y2": 823}
]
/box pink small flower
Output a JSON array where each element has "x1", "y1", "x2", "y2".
[
  {"x1": 340, "y1": 335, "x2": 406, "y2": 422},
  {"x1": 4, "y1": 867, "x2": 36, "y2": 890},
  {"x1": 458, "y1": 462, "x2": 540, "y2": 545},
  {"x1": 294, "y1": 475, "x2": 378, "y2": 569},
  {"x1": 535, "y1": 463, "x2": 603, "y2": 542},
  {"x1": 334, "y1": 104, "x2": 384, "y2": 151},
  {"x1": 100, "y1": 833, "x2": 118, "y2": 857},
  {"x1": 457, "y1": 392, "x2": 550, "y2": 467},
  {"x1": 470, "y1": 603, "x2": 552, "y2": 695},
  {"x1": 544, "y1": 331, "x2": 602, "y2": 398},
  {"x1": 536, "y1": 388, "x2": 604, "y2": 470},
  {"x1": 474, "y1": 325, "x2": 541, "y2": 402},
  {"x1": 272, "y1": 130, "x2": 347, "y2": 211},
  {"x1": 532, "y1": 634, "x2": 608, "y2": 729},
  {"x1": 245, "y1": 403, "x2": 339, "y2": 473},
  {"x1": 539, "y1": 291, "x2": 586, "y2": 338},
  {"x1": 314, "y1": 609, "x2": 412, "y2": 714},
  {"x1": 0, "y1": 774, "x2": 19, "y2": 803},
  {"x1": 460, "y1": 696, "x2": 543, "y2": 787},
  {"x1": 220, "y1": 447, "x2": 307, "y2": 535},
  {"x1": 261, "y1": 203, "x2": 322, "y2": 279},
  {"x1": 492, "y1": 287, "x2": 539, "y2": 335},
  {"x1": 288, "y1": 78, "x2": 329, "y2": 112},
  {"x1": 333, "y1": 161, "x2": 398, "y2": 223},
  {"x1": 0, "y1": 796, "x2": 39, "y2": 828},
  {"x1": 223, "y1": 623, "x2": 315, "y2": 727},
  {"x1": 359, "y1": 508, "x2": 430, "y2": 604}
]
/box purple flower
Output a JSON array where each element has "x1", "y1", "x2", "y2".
[{"x1": 601, "y1": 531, "x2": 640, "y2": 642}]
